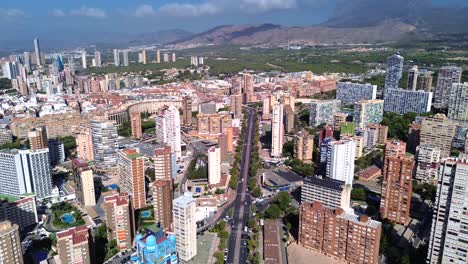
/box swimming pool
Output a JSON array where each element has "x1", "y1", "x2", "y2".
[
  {"x1": 61, "y1": 213, "x2": 75, "y2": 224},
  {"x1": 141, "y1": 211, "x2": 151, "y2": 218}
]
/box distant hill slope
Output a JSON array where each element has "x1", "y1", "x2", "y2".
[
  {"x1": 324, "y1": 0, "x2": 468, "y2": 33},
  {"x1": 128, "y1": 29, "x2": 193, "y2": 46},
  {"x1": 171, "y1": 21, "x2": 417, "y2": 47}
]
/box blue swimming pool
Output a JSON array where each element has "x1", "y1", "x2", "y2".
[
  {"x1": 61, "y1": 213, "x2": 75, "y2": 224},
  {"x1": 141, "y1": 211, "x2": 151, "y2": 218}
]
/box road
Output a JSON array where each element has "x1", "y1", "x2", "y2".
[{"x1": 226, "y1": 107, "x2": 256, "y2": 264}]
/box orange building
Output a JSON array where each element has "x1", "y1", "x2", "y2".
[
  {"x1": 117, "y1": 149, "x2": 146, "y2": 210},
  {"x1": 227, "y1": 127, "x2": 234, "y2": 153},
  {"x1": 76, "y1": 126, "x2": 94, "y2": 161},
  {"x1": 130, "y1": 112, "x2": 142, "y2": 139},
  {"x1": 104, "y1": 192, "x2": 135, "y2": 251},
  {"x1": 153, "y1": 179, "x2": 173, "y2": 231},
  {"x1": 57, "y1": 225, "x2": 94, "y2": 264}
]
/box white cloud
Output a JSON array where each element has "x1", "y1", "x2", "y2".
[
  {"x1": 70, "y1": 6, "x2": 107, "y2": 19},
  {"x1": 51, "y1": 6, "x2": 107, "y2": 19},
  {"x1": 0, "y1": 8, "x2": 24, "y2": 18},
  {"x1": 135, "y1": 4, "x2": 157, "y2": 17},
  {"x1": 51, "y1": 9, "x2": 66, "y2": 17},
  {"x1": 240, "y1": 0, "x2": 297, "y2": 13},
  {"x1": 133, "y1": 0, "x2": 297, "y2": 18},
  {"x1": 159, "y1": 2, "x2": 221, "y2": 17}
]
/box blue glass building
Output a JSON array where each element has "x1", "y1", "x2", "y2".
[{"x1": 131, "y1": 225, "x2": 178, "y2": 264}]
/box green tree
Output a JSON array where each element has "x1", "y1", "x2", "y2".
[
  {"x1": 351, "y1": 188, "x2": 367, "y2": 201},
  {"x1": 282, "y1": 141, "x2": 295, "y2": 158},
  {"x1": 265, "y1": 204, "x2": 282, "y2": 219},
  {"x1": 275, "y1": 191, "x2": 291, "y2": 210},
  {"x1": 252, "y1": 187, "x2": 262, "y2": 198}
]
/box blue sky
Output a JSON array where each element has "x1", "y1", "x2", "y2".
[{"x1": 0, "y1": 0, "x2": 466, "y2": 49}]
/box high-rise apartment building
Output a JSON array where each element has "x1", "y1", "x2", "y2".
[
  {"x1": 173, "y1": 193, "x2": 197, "y2": 262},
  {"x1": 284, "y1": 105, "x2": 295, "y2": 134},
  {"x1": 94, "y1": 51, "x2": 101, "y2": 67},
  {"x1": 414, "y1": 145, "x2": 440, "y2": 184},
  {"x1": 208, "y1": 114, "x2": 221, "y2": 135},
  {"x1": 0, "y1": 149, "x2": 52, "y2": 199},
  {"x1": 34, "y1": 38, "x2": 42, "y2": 66},
  {"x1": 172, "y1": 53, "x2": 176, "y2": 62},
  {"x1": 57, "y1": 225, "x2": 93, "y2": 264},
  {"x1": 90, "y1": 120, "x2": 119, "y2": 167},
  {"x1": 117, "y1": 149, "x2": 146, "y2": 210},
  {"x1": 81, "y1": 50, "x2": 87, "y2": 69},
  {"x1": 154, "y1": 146, "x2": 173, "y2": 181},
  {"x1": 0, "y1": 221, "x2": 23, "y2": 264},
  {"x1": 113, "y1": 49, "x2": 120, "y2": 66},
  {"x1": 301, "y1": 177, "x2": 351, "y2": 209},
  {"x1": 153, "y1": 179, "x2": 173, "y2": 231},
  {"x1": 227, "y1": 127, "x2": 234, "y2": 153},
  {"x1": 28, "y1": 126, "x2": 48, "y2": 151},
  {"x1": 48, "y1": 138, "x2": 65, "y2": 165},
  {"x1": 416, "y1": 69, "x2": 433, "y2": 92},
  {"x1": 156, "y1": 50, "x2": 161, "y2": 63},
  {"x1": 165, "y1": 106, "x2": 182, "y2": 159},
  {"x1": 0, "y1": 195, "x2": 38, "y2": 231},
  {"x1": 295, "y1": 130, "x2": 314, "y2": 163},
  {"x1": 23, "y1": 51, "x2": 31, "y2": 72},
  {"x1": 448, "y1": 82, "x2": 468, "y2": 122},
  {"x1": 271, "y1": 104, "x2": 284, "y2": 158},
  {"x1": 427, "y1": 157, "x2": 468, "y2": 264},
  {"x1": 76, "y1": 126, "x2": 94, "y2": 161},
  {"x1": 384, "y1": 53, "x2": 404, "y2": 92},
  {"x1": 104, "y1": 192, "x2": 135, "y2": 251},
  {"x1": 433, "y1": 66, "x2": 463, "y2": 109},
  {"x1": 72, "y1": 159, "x2": 96, "y2": 207},
  {"x1": 230, "y1": 94, "x2": 243, "y2": 119},
  {"x1": 333, "y1": 113, "x2": 347, "y2": 131},
  {"x1": 298, "y1": 202, "x2": 381, "y2": 264},
  {"x1": 142, "y1": 49, "x2": 147, "y2": 64},
  {"x1": 354, "y1": 100, "x2": 384, "y2": 130},
  {"x1": 130, "y1": 112, "x2": 142, "y2": 139},
  {"x1": 182, "y1": 96, "x2": 193, "y2": 126},
  {"x1": 364, "y1": 124, "x2": 388, "y2": 149},
  {"x1": 420, "y1": 114, "x2": 457, "y2": 158},
  {"x1": 309, "y1": 100, "x2": 341, "y2": 127},
  {"x1": 336, "y1": 82, "x2": 377, "y2": 106},
  {"x1": 325, "y1": 139, "x2": 356, "y2": 185},
  {"x1": 218, "y1": 134, "x2": 228, "y2": 162},
  {"x1": 380, "y1": 141, "x2": 414, "y2": 225},
  {"x1": 407, "y1": 65, "x2": 419, "y2": 90},
  {"x1": 208, "y1": 147, "x2": 221, "y2": 185},
  {"x1": 384, "y1": 88, "x2": 432, "y2": 114},
  {"x1": 123, "y1": 50, "x2": 129, "y2": 67}
]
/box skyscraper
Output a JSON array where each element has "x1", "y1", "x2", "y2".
[
  {"x1": 336, "y1": 82, "x2": 377, "y2": 106},
  {"x1": 383, "y1": 88, "x2": 432, "y2": 114},
  {"x1": 448, "y1": 82, "x2": 468, "y2": 122},
  {"x1": 153, "y1": 179, "x2": 173, "y2": 231},
  {"x1": 23, "y1": 52, "x2": 31, "y2": 72},
  {"x1": 0, "y1": 221, "x2": 23, "y2": 264},
  {"x1": 295, "y1": 130, "x2": 314, "y2": 163},
  {"x1": 113, "y1": 49, "x2": 120, "y2": 66},
  {"x1": 142, "y1": 49, "x2": 147, "y2": 64},
  {"x1": 172, "y1": 53, "x2": 176, "y2": 62},
  {"x1": 230, "y1": 94, "x2": 243, "y2": 119},
  {"x1": 130, "y1": 112, "x2": 142, "y2": 139},
  {"x1": 156, "y1": 50, "x2": 161, "y2": 63},
  {"x1": 218, "y1": 134, "x2": 228, "y2": 162},
  {"x1": 433, "y1": 66, "x2": 463, "y2": 109},
  {"x1": 117, "y1": 149, "x2": 146, "y2": 210},
  {"x1": 414, "y1": 145, "x2": 440, "y2": 184},
  {"x1": 227, "y1": 127, "x2": 234, "y2": 153},
  {"x1": 325, "y1": 139, "x2": 356, "y2": 185},
  {"x1": 154, "y1": 146, "x2": 173, "y2": 181},
  {"x1": 354, "y1": 100, "x2": 384, "y2": 130},
  {"x1": 76, "y1": 126, "x2": 94, "y2": 161},
  {"x1": 28, "y1": 126, "x2": 48, "y2": 151},
  {"x1": 0, "y1": 195, "x2": 38, "y2": 231},
  {"x1": 427, "y1": 157, "x2": 468, "y2": 264},
  {"x1": 90, "y1": 120, "x2": 119, "y2": 167},
  {"x1": 57, "y1": 225, "x2": 94, "y2": 264},
  {"x1": 309, "y1": 100, "x2": 341, "y2": 127},
  {"x1": 173, "y1": 193, "x2": 197, "y2": 262},
  {"x1": 271, "y1": 104, "x2": 284, "y2": 158},
  {"x1": 420, "y1": 114, "x2": 457, "y2": 158},
  {"x1": 104, "y1": 192, "x2": 135, "y2": 251},
  {"x1": 380, "y1": 141, "x2": 414, "y2": 225},
  {"x1": 123, "y1": 50, "x2": 129, "y2": 67},
  {"x1": 208, "y1": 147, "x2": 221, "y2": 185},
  {"x1": 165, "y1": 106, "x2": 182, "y2": 159},
  {"x1": 182, "y1": 96, "x2": 193, "y2": 126},
  {"x1": 0, "y1": 149, "x2": 52, "y2": 199},
  {"x1": 48, "y1": 138, "x2": 65, "y2": 165},
  {"x1": 81, "y1": 50, "x2": 87, "y2": 69},
  {"x1": 298, "y1": 202, "x2": 381, "y2": 264},
  {"x1": 94, "y1": 51, "x2": 102, "y2": 67},
  {"x1": 72, "y1": 159, "x2": 96, "y2": 207},
  {"x1": 34, "y1": 38, "x2": 42, "y2": 66},
  {"x1": 384, "y1": 52, "x2": 404, "y2": 92},
  {"x1": 416, "y1": 69, "x2": 433, "y2": 92},
  {"x1": 407, "y1": 65, "x2": 419, "y2": 90}
]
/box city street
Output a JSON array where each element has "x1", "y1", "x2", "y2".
[{"x1": 226, "y1": 107, "x2": 256, "y2": 264}]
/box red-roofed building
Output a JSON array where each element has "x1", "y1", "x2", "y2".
[
  {"x1": 57, "y1": 225, "x2": 94, "y2": 264},
  {"x1": 104, "y1": 192, "x2": 135, "y2": 251}
]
